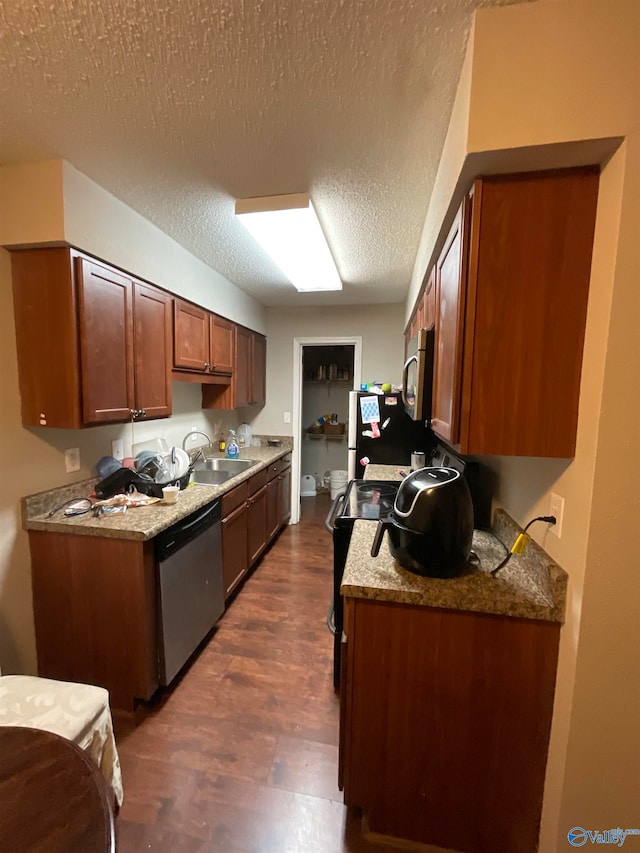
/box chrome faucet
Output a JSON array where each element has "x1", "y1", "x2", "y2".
[{"x1": 181, "y1": 431, "x2": 213, "y2": 452}]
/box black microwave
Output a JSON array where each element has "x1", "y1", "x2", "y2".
[{"x1": 402, "y1": 326, "x2": 435, "y2": 422}]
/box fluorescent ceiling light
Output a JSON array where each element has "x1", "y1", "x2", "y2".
[{"x1": 235, "y1": 192, "x2": 342, "y2": 292}]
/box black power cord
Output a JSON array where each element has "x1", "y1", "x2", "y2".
[{"x1": 490, "y1": 515, "x2": 556, "y2": 577}]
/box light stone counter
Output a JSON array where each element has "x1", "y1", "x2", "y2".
[
  {"x1": 343, "y1": 463, "x2": 567, "y2": 623},
  {"x1": 22, "y1": 440, "x2": 292, "y2": 542}
]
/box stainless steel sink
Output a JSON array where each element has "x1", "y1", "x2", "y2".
[{"x1": 191, "y1": 457, "x2": 256, "y2": 486}]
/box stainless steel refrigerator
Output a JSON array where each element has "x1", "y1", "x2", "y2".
[{"x1": 347, "y1": 391, "x2": 432, "y2": 479}]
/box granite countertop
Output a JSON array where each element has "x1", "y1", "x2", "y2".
[
  {"x1": 22, "y1": 440, "x2": 293, "y2": 543},
  {"x1": 343, "y1": 463, "x2": 568, "y2": 623}
]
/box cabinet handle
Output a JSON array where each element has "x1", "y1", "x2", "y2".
[
  {"x1": 141, "y1": 409, "x2": 146, "y2": 417},
  {"x1": 209, "y1": 363, "x2": 216, "y2": 372}
]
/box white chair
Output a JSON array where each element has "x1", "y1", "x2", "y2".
[{"x1": 0, "y1": 673, "x2": 123, "y2": 808}]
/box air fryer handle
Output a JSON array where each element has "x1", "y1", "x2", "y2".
[{"x1": 371, "y1": 519, "x2": 393, "y2": 557}]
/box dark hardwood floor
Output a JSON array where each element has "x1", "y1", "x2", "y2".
[{"x1": 115, "y1": 494, "x2": 394, "y2": 852}]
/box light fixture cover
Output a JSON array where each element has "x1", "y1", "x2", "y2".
[{"x1": 235, "y1": 192, "x2": 342, "y2": 292}]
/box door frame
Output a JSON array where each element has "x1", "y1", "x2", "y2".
[{"x1": 291, "y1": 336, "x2": 362, "y2": 524}]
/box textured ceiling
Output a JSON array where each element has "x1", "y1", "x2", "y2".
[{"x1": 0, "y1": 0, "x2": 529, "y2": 307}]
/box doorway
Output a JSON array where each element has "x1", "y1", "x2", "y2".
[{"x1": 291, "y1": 337, "x2": 362, "y2": 524}]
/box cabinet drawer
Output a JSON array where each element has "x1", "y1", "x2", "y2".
[
  {"x1": 266, "y1": 459, "x2": 282, "y2": 481},
  {"x1": 247, "y1": 468, "x2": 267, "y2": 495},
  {"x1": 221, "y1": 481, "x2": 248, "y2": 517}
]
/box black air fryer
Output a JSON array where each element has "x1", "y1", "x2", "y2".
[{"x1": 370, "y1": 467, "x2": 473, "y2": 578}]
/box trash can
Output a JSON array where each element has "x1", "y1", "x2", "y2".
[
  {"x1": 330, "y1": 470, "x2": 348, "y2": 499},
  {"x1": 300, "y1": 474, "x2": 317, "y2": 497}
]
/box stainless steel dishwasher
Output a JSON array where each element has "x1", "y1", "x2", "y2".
[{"x1": 155, "y1": 499, "x2": 224, "y2": 685}]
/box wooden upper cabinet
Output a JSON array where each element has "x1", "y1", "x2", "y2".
[
  {"x1": 173, "y1": 300, "x2": 235, "y2": 380},
  {"x1": 430, "y1": 166, "x2": 600, "y2": 457},
  {"x1": 234, "y1": 325, "x2": 252, "y2": 407},
  {"x1": 235, "y1": 327, "x2": 265, "y2": 407},
  {"x1": 11, "y1": 247, "x2": 172, "y2": 428},
  {"x1": 209, "y1": 314, "x2": 234, "y2": 376},
  {"x1": 133, "y1": 282, "x2": 172, "y2": 419},
  {"x1": 252, "y1": 333, "x2": 266, "y2": 407},
  {"x1": 202, "y1": 325, "x2": 266, "y2": 410},
  {"x1": 173, "y1": 300, "x2": 210, "y2": 371},
  {"x1": 77, "y1": 258, "x2": 135, "y2": 425},
  {"x1": 12, "y1": 247, "x2": 84, "y2": 428},
  {"x1": 423, "y1": 268, "x2": 436, "y2": 330},
  {"x1": 431, "y1": 198, "x2": 471, "y2": 445}
]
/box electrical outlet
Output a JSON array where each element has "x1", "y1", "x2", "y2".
[
  {"x1": 549, "y1": 492, "x2": 565, "y2": 538},
  {"x1": 65, "y1": 448, "x2": 80, "y2": 473},
  {"x1": 111, "y1": 439, "x2": 124, "y2": 461},
  {"x1": 191, "y1": 425, "x2": 198, "y2": 436},
  {"x1": 284, "y1": 412, "x2": 291, "y2": 423}
]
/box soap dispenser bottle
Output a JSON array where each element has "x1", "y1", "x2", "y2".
[{"x1": 226, "y1": 429, "x2": 239, "y2": 459}]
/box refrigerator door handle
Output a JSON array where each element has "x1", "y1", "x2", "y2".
[{"x1": 348, "y1": 391, "x2": 358, "y2": 449}]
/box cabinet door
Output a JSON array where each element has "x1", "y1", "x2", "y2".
[
  {"x1": 77, "y1": 258, "x2": 135, "y2": 424},
  {"x1": 133, "y1": 282, "x2": 172, "y2": 419},
  {"x1": 423, "y1": 268, "x2": 436, "y2": 330},
  {"x1": 278, "y1": 466, "x2": 291, "y2": 527},
  {"x1": 247, "y1": 484, "x2": 267, "y2": 565},
  {"x1": 252, "y1": 333, "x2": 266, "y2": 406},
  {"x1": 235, "y1": 326, "x2": 252, "y2": 407},
  {"x1": 173, "y1": 300, "x2": 209, "y2": 371},
  {"x1": 431, "y1": 199, "x2": 470, "y2": 444},
  {"x1": 29, "y1": 531, "x2": 158, "y2": 711},
  {"x1": 221, "y1": 502, "x2": 248, "y2": 599},
  {"x1": 266, "y1": 477, "x2": 280, "y2": 541},
  {"x1": 209, "y1": 315, "x2": 234, "y2": 376},
  {"x1": 11, "y1": 247, "x2": 82, "y2": 428},
  {"x1": 416, "y1": 290, "x2": 426, "y2": 331}
]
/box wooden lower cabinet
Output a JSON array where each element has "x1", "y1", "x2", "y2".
[
  {"x1": 266, "y1": 456, "x2": 291, "y2": 539},
  {"x1": 266, "y1": 477, "x2": 280, "y2": 540},
  {"x1": 221, "y1": 502, "x2": 248, "y2": 598},
  {"x1": 341, "y1": 597, "x2": 560, "y2": 853},
  {"x1": 247, "y1": 484, "x2": 268, "y2": 565},
  {"x1": 27, "y1": 457, "x2": 291, "y2": 709},
  {"x1": 28, "y1": 531, "x2": 158, "y2": 712},
  {"x1": 278, "y1": 465, "x2": 291, "y2": 526},
  {"x1": 221, "y1": 457, "x2": 289, "y2": 600}
]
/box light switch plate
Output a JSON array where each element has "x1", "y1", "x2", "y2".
[
  {"x1": 111, "y1": 439, "x2": 124, "y2": 461},
  {"x1": 284, "y1": 412, "x2": 291, "y2": 423},
  {"x1": 65, "y1": 448, "x2": 80, "y2": 473}
]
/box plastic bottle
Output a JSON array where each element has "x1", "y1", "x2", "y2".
[
  {"x1": 218, "y1": 433, "x2": 226, "y2": 453},
  {"x1": 226, "y1": 429, "x2": 239, "y2": 459},
  {"x1": 237, "y1": 422, "x2": 252, "y2": 447}
]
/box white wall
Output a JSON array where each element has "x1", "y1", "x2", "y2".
[
  {"x1": 0, "y1": 160, "x2": 267, "y2": 334},
  {"x1": 62, "y1": 163, "x2": 266, "y2": 333},
  {"x1": 408, "y1": 1, "x2": 640, "y2": 847},
  {"x1": 301, "y1": 381, "x2": 350, "y2": 481}
]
